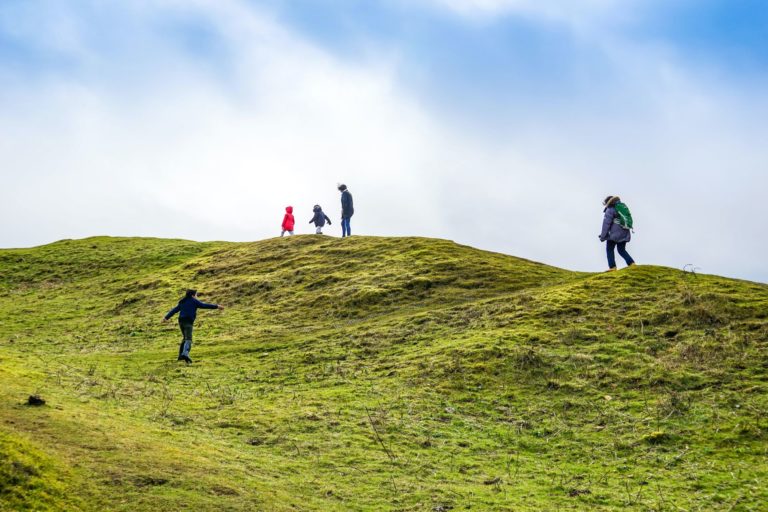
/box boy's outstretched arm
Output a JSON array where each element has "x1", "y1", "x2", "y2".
[
  {"x1": 193, "y1": 298, "x2": 221, "y2": 310},
  {"x1": 163, "y1": 305, "x2": 181, "y2": 322}
]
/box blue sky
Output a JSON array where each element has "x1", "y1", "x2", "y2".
[{"x1": 1, "y1": 0, "x2": 766, "y2": 281}]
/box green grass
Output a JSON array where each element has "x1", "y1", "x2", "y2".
[{"x1": 1, "y1": 235, "x2": 766, "y2": 511}]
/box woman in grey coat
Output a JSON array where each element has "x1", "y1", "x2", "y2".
[{"x1": 599, "y1": 195, "x2": 636, "y2": 271}]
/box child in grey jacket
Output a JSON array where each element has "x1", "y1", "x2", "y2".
[{"x1": 309, "y1": 205, "x2": 332, "y2": 234}]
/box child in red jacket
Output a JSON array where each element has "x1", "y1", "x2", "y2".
[{"x1": 281, "y1": 206, "x2": 295, "y2": 236}]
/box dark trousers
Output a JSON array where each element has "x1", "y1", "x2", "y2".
[
  {"x1": 341, "y1": 217, "x2": 351, "y2": 237},
  {"x1": 178, "y1": 319, "x2": 193, "y2": 359},
  {"x1": 606, "y1": 241, "x2": 635, "y2": 269}
]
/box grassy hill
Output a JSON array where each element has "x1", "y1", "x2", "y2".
[{"x1": 0, "y1": 236, "x2": 766, "y2": 511}]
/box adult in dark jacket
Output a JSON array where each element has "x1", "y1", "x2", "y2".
[
  {"x1": 599, "y1": 195, "x2": 636, "y2": 271},
  {"x1": 338, "y1": 184, "x2": 354, "y2": 237},
  {"x1": 163, "y1": 289, "x2": 224, "y2": 363},
  {"x1": 309, "y1": 205, "x2": 332, "y2": 234}
]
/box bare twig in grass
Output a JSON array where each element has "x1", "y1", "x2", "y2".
[
  {"x1": 148, "y1": 382, "x2": 175, "y2": 419},
  {"x1": 389, "y1": 475, "x2": 399, "y2": 494},
  {"x1": 592, "y1": 469, "x2": 610, "y2": 487},
  {"x1": 682, "y1": 264, "x2": 700, "y2": 276},
  {"x1": 622, "y1": 479, "x2": 644, "y2": 507},
  {"x1": 365, "y1": 406, "x2": 396, "y2": 462},
  {"x1": 664, "y1": 446, "x2": 690, "y2": 469},
  {"x1": 340, "y1": 464, "x2": 367, "y2": 475},
  {"x1": 726, "y1": 495, "x2": 744, "y2": 512},
  {"x1": 506, "y1": 451, "x2": 521, "y2": 482},
  {"x1": 654, "y1": 481, "x2": 667, "y2": 511}
]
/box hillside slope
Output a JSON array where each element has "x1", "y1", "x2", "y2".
[{"x1": 0, "y1": 236, "x2": 766, "y2": 511}]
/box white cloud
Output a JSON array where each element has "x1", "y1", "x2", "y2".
[
  {"x1": 0, "y1": 0, "x2": 766, "y2": 282},
  {"x1": 418, "y1": 0, "x2": 639, "y2": 30},
  {"x1": 0, "y1": 0, "x2": 448, "y2": 243}
]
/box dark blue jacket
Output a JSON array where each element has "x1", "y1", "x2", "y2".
[
  {"x1": 341, "y1": 190, "x2": 354, "y2": 218},
  {"x1": 309, "y1": 207, "x2": 332, "y2": 227},
  {"x1": 165, "y1": 297, "x2": 218, "y2": 322}
]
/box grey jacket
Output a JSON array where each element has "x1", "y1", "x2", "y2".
[
  {"x1": 309, "y1": 207, "x2": 331, "y2": 227},
  {"x1": 600, "y1": 206, "x2": 631, "y2": 243}
]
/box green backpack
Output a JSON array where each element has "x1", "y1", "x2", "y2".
[{"x1": 614, "y1": 202, "x2": 633, "y2": 230}]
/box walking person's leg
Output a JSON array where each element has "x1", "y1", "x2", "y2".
[
  {"x1": 342, "y1": 217, "x2": 351, "y2": 237},
  {"x1": 181, "y1": 340, "x2": 192, "y2": 362},
  {"x1": 179, "y1": 320, "x2": 194, "y2": 363},
  {"x1": 616, "y1": 242, "x2": 635, "y2": 266},
  {"x1": 177, "y1": 321, "x2": 187, "y2": 360},
  {"x1": 606, "y1": 241, "x2": 617, "y2": 270}
]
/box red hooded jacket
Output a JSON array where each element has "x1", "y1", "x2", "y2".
[{"x1": 282, "y1": 206, "x2": 295, "y2": 231}]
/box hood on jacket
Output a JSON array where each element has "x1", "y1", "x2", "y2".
[
  {"x1": 603, "y1": 196, "x2": 620, "y2": 208},
  {"x1": 313, "y1": 205, "x2": 322, "y2": 212},
  {"x1": 286, "y1": 206, "x2": 293, "y2": 214}
]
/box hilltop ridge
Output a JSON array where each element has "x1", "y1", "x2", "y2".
[{"x1": 0, "y1": 236, "x2": 766, "y2": 511}]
